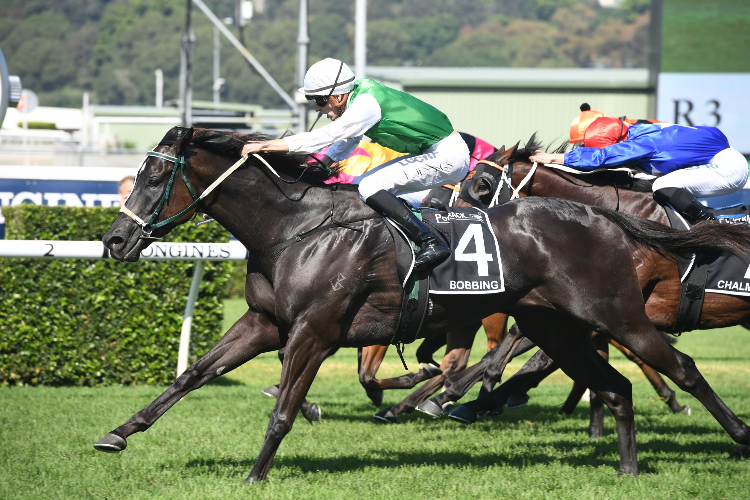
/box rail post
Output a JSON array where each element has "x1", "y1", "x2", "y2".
[{"x1": 177, "y1": 260, "x2": 205, "y2": 376}]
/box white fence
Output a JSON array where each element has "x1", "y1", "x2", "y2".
[{"x1": 0, "y1": 239, "x2": 248, "y2": 376}]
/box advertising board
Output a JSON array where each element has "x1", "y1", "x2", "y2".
[{"x1": 0, "y1": 166, "x2": 137, "y2": 237}]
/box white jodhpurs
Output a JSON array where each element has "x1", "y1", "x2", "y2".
[
  {"x1": 355, "y1": 132, "x2": 470, "y2": 201},
  {"x1": 652, "y1": 147, "x2": 749, "y2": 198}
]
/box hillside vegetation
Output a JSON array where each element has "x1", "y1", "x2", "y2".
[{"x1": 0, "y1": 0, "x2": 745, "y2": 109}]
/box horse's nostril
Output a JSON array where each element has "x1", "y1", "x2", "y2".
[{"x1": 109, "y1": 236, "x2": 124, "y2": 246}]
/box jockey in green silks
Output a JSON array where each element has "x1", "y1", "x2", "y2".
[{"x1": 241, "y1": 58, "x2": 470, "y2": 271}]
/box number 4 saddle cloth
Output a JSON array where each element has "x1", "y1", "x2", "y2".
[{"x1": 421, "y1": 207, "x2": 504, "y2": 294}]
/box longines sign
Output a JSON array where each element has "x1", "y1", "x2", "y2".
[{"x1": 658, "y1": 73, "x2": 750, "y2": 154}]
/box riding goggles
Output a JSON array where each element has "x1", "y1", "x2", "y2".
[{"x1": 306, "y1": 95, "x2": 329, "y2": 107}]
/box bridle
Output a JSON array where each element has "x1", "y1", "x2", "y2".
[
  {"x1": 120, "y1": 148, "x2": 338, "y2": 241},
  {"x1": 120, "y1": 150, "x2": 249, "y2": 241}
]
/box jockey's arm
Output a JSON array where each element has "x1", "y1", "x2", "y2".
[
  {"x1": 241, "y1": 94, "x2": 381, "y2": 157},
  {"x1": 531, "y1": 139, "x2": 654, "y2": 171},
  {"x1": 564, "y1": 140, "x2": 653, "y2": 171},
  {"x1": 528, "y1": 151, "x2": 565, "y2": 165}
]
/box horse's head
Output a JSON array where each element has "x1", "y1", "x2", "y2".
[
  {"x1": 103, "y1": 126, "x2": 196, "y2": 261},
  {"x1": 455, "y1": 143, "x2": 518, "y2": 208}
]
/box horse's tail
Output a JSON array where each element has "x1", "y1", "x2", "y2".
[{"x1": 592, "y1": 206, "x2": 750, "y2": 263}]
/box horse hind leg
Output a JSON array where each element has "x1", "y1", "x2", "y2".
[
  {"x1": 95, "y1": 310, "x2": 282, "y2": 453},
  {"x1": 262, "y1": 346, "x2": 337, "y2": 423},
  {"x1": 533, "y1": 321, "x2": 638, "y2": 476},
  {"x1": 454, "y1": 311, "x2": 639, "y2": 476},
  {"x1": 611, "y1": 324, "x2": 750, "y2": 455},
  {"x1": 610, "y1": 338, "x2": 690, "y2": 415}
]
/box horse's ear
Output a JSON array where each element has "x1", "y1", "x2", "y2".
[
  {"x1": 497, "y1": 145, "x2": 506, "y2": 154},
  {"x1": 494, "y1": 142, "x2": 518, "y2": 164},
  {"x1": 172, "y1": 126, "x2": 194, "y2": 153}
]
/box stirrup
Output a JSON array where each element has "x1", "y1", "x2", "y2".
[
  {"x1": 414, "y1": 242, "x2": 451, "y2": 271},
  {"x1": 682, "y1": 201, "x2": 715, "y2": 223}
]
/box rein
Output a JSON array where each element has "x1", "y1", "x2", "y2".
[
  {"x1": 121, "y1": 151, "x2": 249, "y2": 240},
  {"x1": 122, "y1": 148, "x2": 370, "y2": 253}
]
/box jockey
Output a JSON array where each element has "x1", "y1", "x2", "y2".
[
  {"x1": 531, "y1": 107, "x2": 748, "y2": 224},
  {"x1": 241, "y1": 58, "x2": 470, "y2": 269}
]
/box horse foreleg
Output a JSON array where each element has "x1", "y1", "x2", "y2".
[
  {"x1": 246, "y1": 333, "x2": 330, "y2": 483},
  {"x1": 481, "y1": 323, "x2": 535, "y2": 393},
  {"x1": 375, "y1": 326, "x2": 476, "y2": 423},
  {"x1": 450, "y1": 348, "x2": 558, "y2": 421},
  {"x1": 94, "y1": 310, "x2": 281, "y2": 453},
  {"x1": 610, "y1": 338, "x2": 689, "y2": 415},
  {"x1": 415, "y1": 325, "x2": 532, "y2": 418},
  {"x1": 482, "y1": 313, "x2": 509, "y2": 351},
  {"x1": 358, "y1": 344, "x2": 442, "y2": 395},
  {"x1": 559, "y1": 382, "x2": 587, "y2": 415}
]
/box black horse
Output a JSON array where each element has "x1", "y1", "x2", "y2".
[{"x1": 94, "y1": 127, "x2": 750, "y2": 481}]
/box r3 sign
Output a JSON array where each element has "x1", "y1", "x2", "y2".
[
  {"x1": 658, "y1": 73, "x2": 750, "y2": 154},
  {"x1": 672, "y1": 99, "x2": 721, "y2": 127}
]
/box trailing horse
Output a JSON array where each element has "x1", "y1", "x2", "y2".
[
  {"x1": 94, "y1": 127, "x2": 750, "y2": 481},
  {"x1": 421, "y1": 136, "x2": 750, "y2": 447}
]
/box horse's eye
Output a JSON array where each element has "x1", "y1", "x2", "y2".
[{"x1": 149, "y1": 176, "x2": 160, "y2": 187}]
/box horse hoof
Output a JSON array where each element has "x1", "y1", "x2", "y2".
[
  {"x1": 730, "y1": 444, "x2": 750, "y2": 459},
  {"x1": 506, "y1": 391, "x2": 530, "y2": 409},
  {"x1": 415, "y1": 399, "x2": 443, "y2": 418},
  {"x1": 243, "y1": 475, "x2": 261, "y2": 484},
  {"x1": 448, "y1": 405, "x2": 478, "y2": 424},
  {"x1": 94, "y1": 432, "x2": 127, "y2": 453},
  {"x1": 680, "y1": 405, "x2": 691, "y2": 416},
  {"x1": 420, "y1": 363, "x2": 443, "y2": 378},
  {"x1": 488, "y1": 406, "x2": 504, "y2": 417},
  {"x1": 366, "y1": 388, "x2": 384, "y2": 407},
  {"x1": 373, "y1": 409, "x2": 398, "y2": 424},
  {"x1": 301, "y1": 403, "x2": 322, "y2": 423},
  {"x1": 261, "y1": 385, "x2": 279, "y2": 398}
]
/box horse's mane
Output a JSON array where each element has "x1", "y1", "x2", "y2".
[
  {"x1": 159, "y1": 127, "x2": 340, "y2": 182},
  {"x1": 488, "y1": 133, "x2": 653, "y2": 193}
]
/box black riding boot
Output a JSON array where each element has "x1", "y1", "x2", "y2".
[
  {"x1": 366, "y1": 190, "x2": 451, "y2": 270},
  {"x1": 653, "y1": 187, "x2": 715, "y2": 224}
]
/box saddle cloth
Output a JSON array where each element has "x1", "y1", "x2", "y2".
[
  {"x1": 421, "y1": 207, "x2": 504, "y2": 294},
  {"x1": 664, "y1": 203, "x2": 750, "y2": 332}
]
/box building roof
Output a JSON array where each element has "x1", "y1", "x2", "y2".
[{"x1": 364, "y1": 67, "x2": 651, "y2": 90}]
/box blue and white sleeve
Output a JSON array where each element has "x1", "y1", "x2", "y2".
[{"x1": 564, "y1": 139, "x2": 655, "y2": 170}]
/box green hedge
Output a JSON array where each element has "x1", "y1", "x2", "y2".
[{"x1": 0, "y1": 205, "x2": 235, "y2": 386}]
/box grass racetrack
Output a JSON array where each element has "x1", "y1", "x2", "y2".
[{"x1": 1, "y1": 299, "x2": 749, "y2": 499}]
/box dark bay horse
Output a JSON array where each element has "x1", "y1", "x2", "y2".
[
  {"x1": 422, "y1": 137, "x2": 750, "y2": 443},
  {"x1": 94, "y1": 127, "x2": 750, "y2": 480}
]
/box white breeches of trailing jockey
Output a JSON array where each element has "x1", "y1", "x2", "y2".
[
  {"x1": 355, "y1": 132, "x2": 470, "y2": 202},
  {"x1": 652, "y1": 147, "x2": 749, "y2": 198}
]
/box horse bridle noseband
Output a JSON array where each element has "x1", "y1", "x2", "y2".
[{"x1": 121, "y1": 151, "x2": 249, "y2": 241}]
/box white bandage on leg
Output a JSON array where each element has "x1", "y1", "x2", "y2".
[
  {"x1": 652, "y1": 147, "x2": 749, "y2": 198},
  {"x1": 357, "y1": 133, "x2": 470, "y2": 201}
]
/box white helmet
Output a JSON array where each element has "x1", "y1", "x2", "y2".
[{"x1": 299, "y1": 58, "x2": 356, "y2": 96}]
